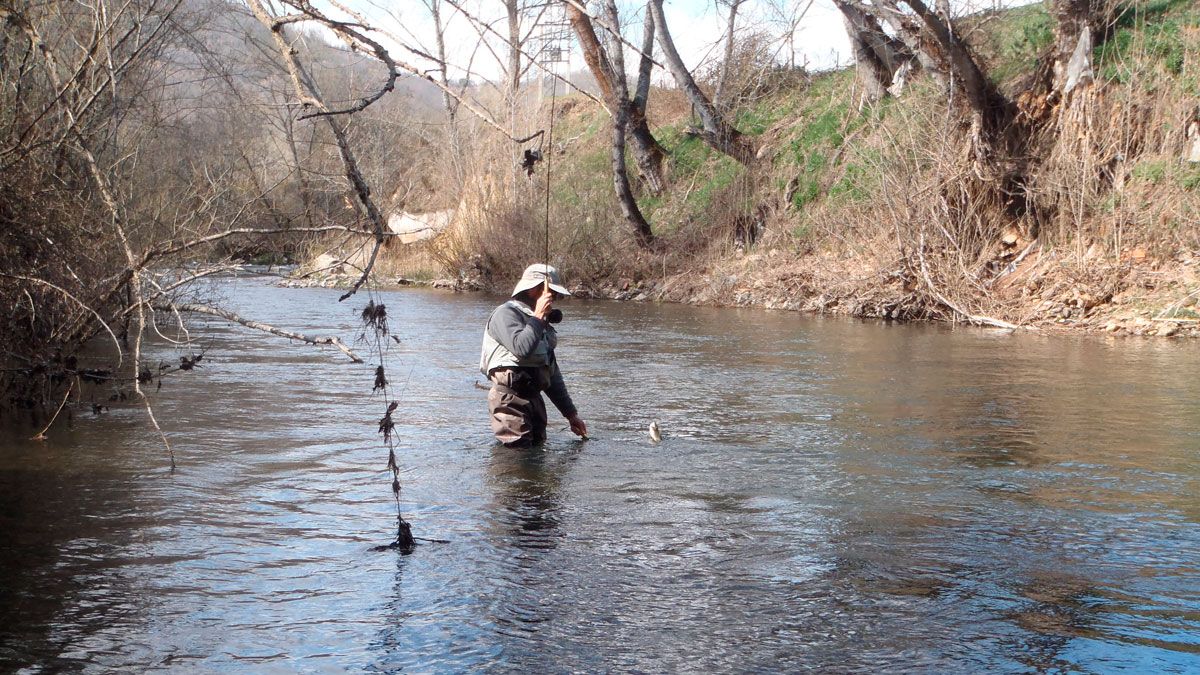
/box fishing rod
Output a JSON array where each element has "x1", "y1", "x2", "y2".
[{"x1": 543, "y1": 69, "x2": 557, "y2": 291}]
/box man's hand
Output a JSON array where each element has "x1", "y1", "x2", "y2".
[
  {"x1": 567, "y1": 414, "x2": 588, "y2": 438},
  {"x1": 533, "y1": 290, "x2": 555, "y2": 322}
]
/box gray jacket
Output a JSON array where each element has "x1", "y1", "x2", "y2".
[{"x1": 480, "y1": 299, "x2": 577, "y2": 417}]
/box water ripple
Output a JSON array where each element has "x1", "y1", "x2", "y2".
[{"x1": 2, "y1": 279, "x2": 1199, "y2": 672}]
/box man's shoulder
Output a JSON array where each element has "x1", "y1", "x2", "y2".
[
  {"x1": 489, "y1": 301, "x2": 527, "y2": 327},
  {"x1": 498, "y1": 300, "x2": 535, "y2": 316},
  {"x1": 493, "y1": 300, "x2": 521, "y2": 315}
]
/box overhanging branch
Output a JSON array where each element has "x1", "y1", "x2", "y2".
[{"x1": 158, "y1": 303, "x2": 364, "y2": 362}]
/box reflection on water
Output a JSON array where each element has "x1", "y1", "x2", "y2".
[
  {"x1": 487, "y1": 444, "x2": 573, "y2": 548},
  {"x1": 2, "y1": 276, "x2": 1199, "y2": 672}
]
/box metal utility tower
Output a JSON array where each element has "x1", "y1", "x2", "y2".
[{"x1": 531, "y1": 1, "x2": 573, "y2": 105}]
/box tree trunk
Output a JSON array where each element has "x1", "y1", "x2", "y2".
[
  {"x1": 713, "y1": 0, "x2": 745, "y2": 113},
  {"x1": 624, "y1": 4, "x2": 665, "y2": 194},
  {"x1": 503, "y1": 0, "x2": 521, "y2": 179},
  {"x1": 563, "y1": 0, "x2": 654, "y2": 246},
  {"x1": 906, "y1": 0, "x2": 1004, "y2": 130},
  {"x1": 429, "y1": 0, "x2": 457, "y2": 125},
  {"x1": 1052, "y1": 0, "x2": 1104, "y2": 98},
  {"x1": 648, "y1": 0, "x2": 755, "y2": 165},
  {"x1": 504, "y1": 0, "x2": 521, "y2": 104},
  {"x1": 611, "y1": 97, "x2": 654, "y2": 248},
  {"x1": 427, "y1": 0, "x2": 463, "y2": 178},
  {"x1": 835, "y1": 0, "x2": 911, "y2": 103},
  {"x1": 283, "y1": 113, "x2": 317, "y2": 231}
]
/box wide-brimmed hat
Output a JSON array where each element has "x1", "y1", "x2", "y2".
[{"x1": 511, "y1": 263, "x2": 572, "y2": 298}]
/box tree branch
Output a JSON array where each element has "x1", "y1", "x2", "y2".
[{"x1": 159, "y1": 303, "x2": 364, "y2": 362}]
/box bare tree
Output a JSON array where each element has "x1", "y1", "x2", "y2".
[
  {"x1": 627, "y1": 5, "x2": 667, "y2": 195},
  {"x1": 563, "y1": 0, "x2": 654, "y2": 247},
  {"x1": 416, "y1": 0, "x2": 465, "y2": 144},
  {"x1": 713, "y1": 0, "x2": 749, "y2": 113},
  {"x1": 835, "y1": 0, "x2": 1020, "y2": 192},
  {"x1": 648, "y1": 0, "x2": 755, "y2": 164},
  {"x1": 832, "y1": 0, "x2": 1117, "y2": 241}
]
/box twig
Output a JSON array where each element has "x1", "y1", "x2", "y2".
[
  {"x1": 338, "y1": 238, "x2": 383, "y2": 303},
  {"x1": 159, "y1": 302, "x2": 363, "y2": 362},
  {"x1": 30, "y1": 382, "x2": 73, "y2": 441}
]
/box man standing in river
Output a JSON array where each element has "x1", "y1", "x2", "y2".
[{"x1": 480, "y1": 264, "x2": 588, "y2": 446}]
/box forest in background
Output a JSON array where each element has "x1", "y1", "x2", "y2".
[{"x1": 3, "y1": 0, "x2": 1200, "y2": 419}]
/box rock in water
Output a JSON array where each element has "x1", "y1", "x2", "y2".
[{"x1": 649, "y1": 421, "x2": 662, "y2": 443}]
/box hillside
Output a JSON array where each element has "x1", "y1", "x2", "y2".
[{"x1": 396, "y1": 0, "x2": 1198, "y2": 338}]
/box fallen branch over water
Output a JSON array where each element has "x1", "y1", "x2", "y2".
[{"x1": 157, "y1": 303, "x2": 363, "y2": 363}]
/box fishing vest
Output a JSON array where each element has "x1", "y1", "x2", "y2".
[{"x1": 479, "y1": 299, "x2": 558, "y2": 377}]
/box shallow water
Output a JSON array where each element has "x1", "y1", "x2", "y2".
[{"x1": 2, "y1": 275, "x2": 1199, "y2": 672}]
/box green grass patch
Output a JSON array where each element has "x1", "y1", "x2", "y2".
[
  {"x1": 828, "y1": 154, "x2": 880, "y2": 205},
  {"x1": 779, "y1": 75, "x2": 857, "y2": 210},
  {"x1": 686, "y1": 157, "x2": 741, "y2": 217},
  {"x1": 1097, "y1": 2, "x2": 1198, "y2": 84},
  {"x1": 554, "y1": 104, "x2": 607, "y2": 141},
  {"x1": 1129, "y1": 160, "x2": 1200, "y2": 190},
  {"x1": 1131, "y1": 160, "x2": 1169, "y2": 184},
  {"x1": 735, "y1": 95, "x2": 800, "y2": 135},
  {"x1": 1178, "y1": 166, "x2": 1200, "y2": 191},
  {"x1": 659, "y1": 124, "x2": 716, "y2": 175},
  {"x1": 637, "y1": 193, "x2": 664, "y2": 218},
  {"x1": 553, "y1": 147, "x2": 609, "y2": 207}
]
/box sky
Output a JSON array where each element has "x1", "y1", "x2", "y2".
[
  {"x1": 347, "y1": 0, "x2": 856, "y2": 86},
  {"x1": 335, "y1": 0, "x2": 1033, "y2": 90}
]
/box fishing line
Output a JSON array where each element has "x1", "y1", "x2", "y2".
[{"x1": 543, "y1": 74, "x2": 558, "y2": 275}]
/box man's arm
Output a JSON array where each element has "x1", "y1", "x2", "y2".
[
  {"x1": 544, "y1": 361, "x2": 577, "y2": 418},
  {"x1": 546, "y1": 361, "x2": 587, "y2": 437}
]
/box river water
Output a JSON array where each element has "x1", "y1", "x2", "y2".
[{"x1": 2, "y1": 275, "x2": 1198, "y2": 672}]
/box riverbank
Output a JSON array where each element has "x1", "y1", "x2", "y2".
[{"x1": 283, "y1": 245, "x2": 1200, "y2": 338}]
